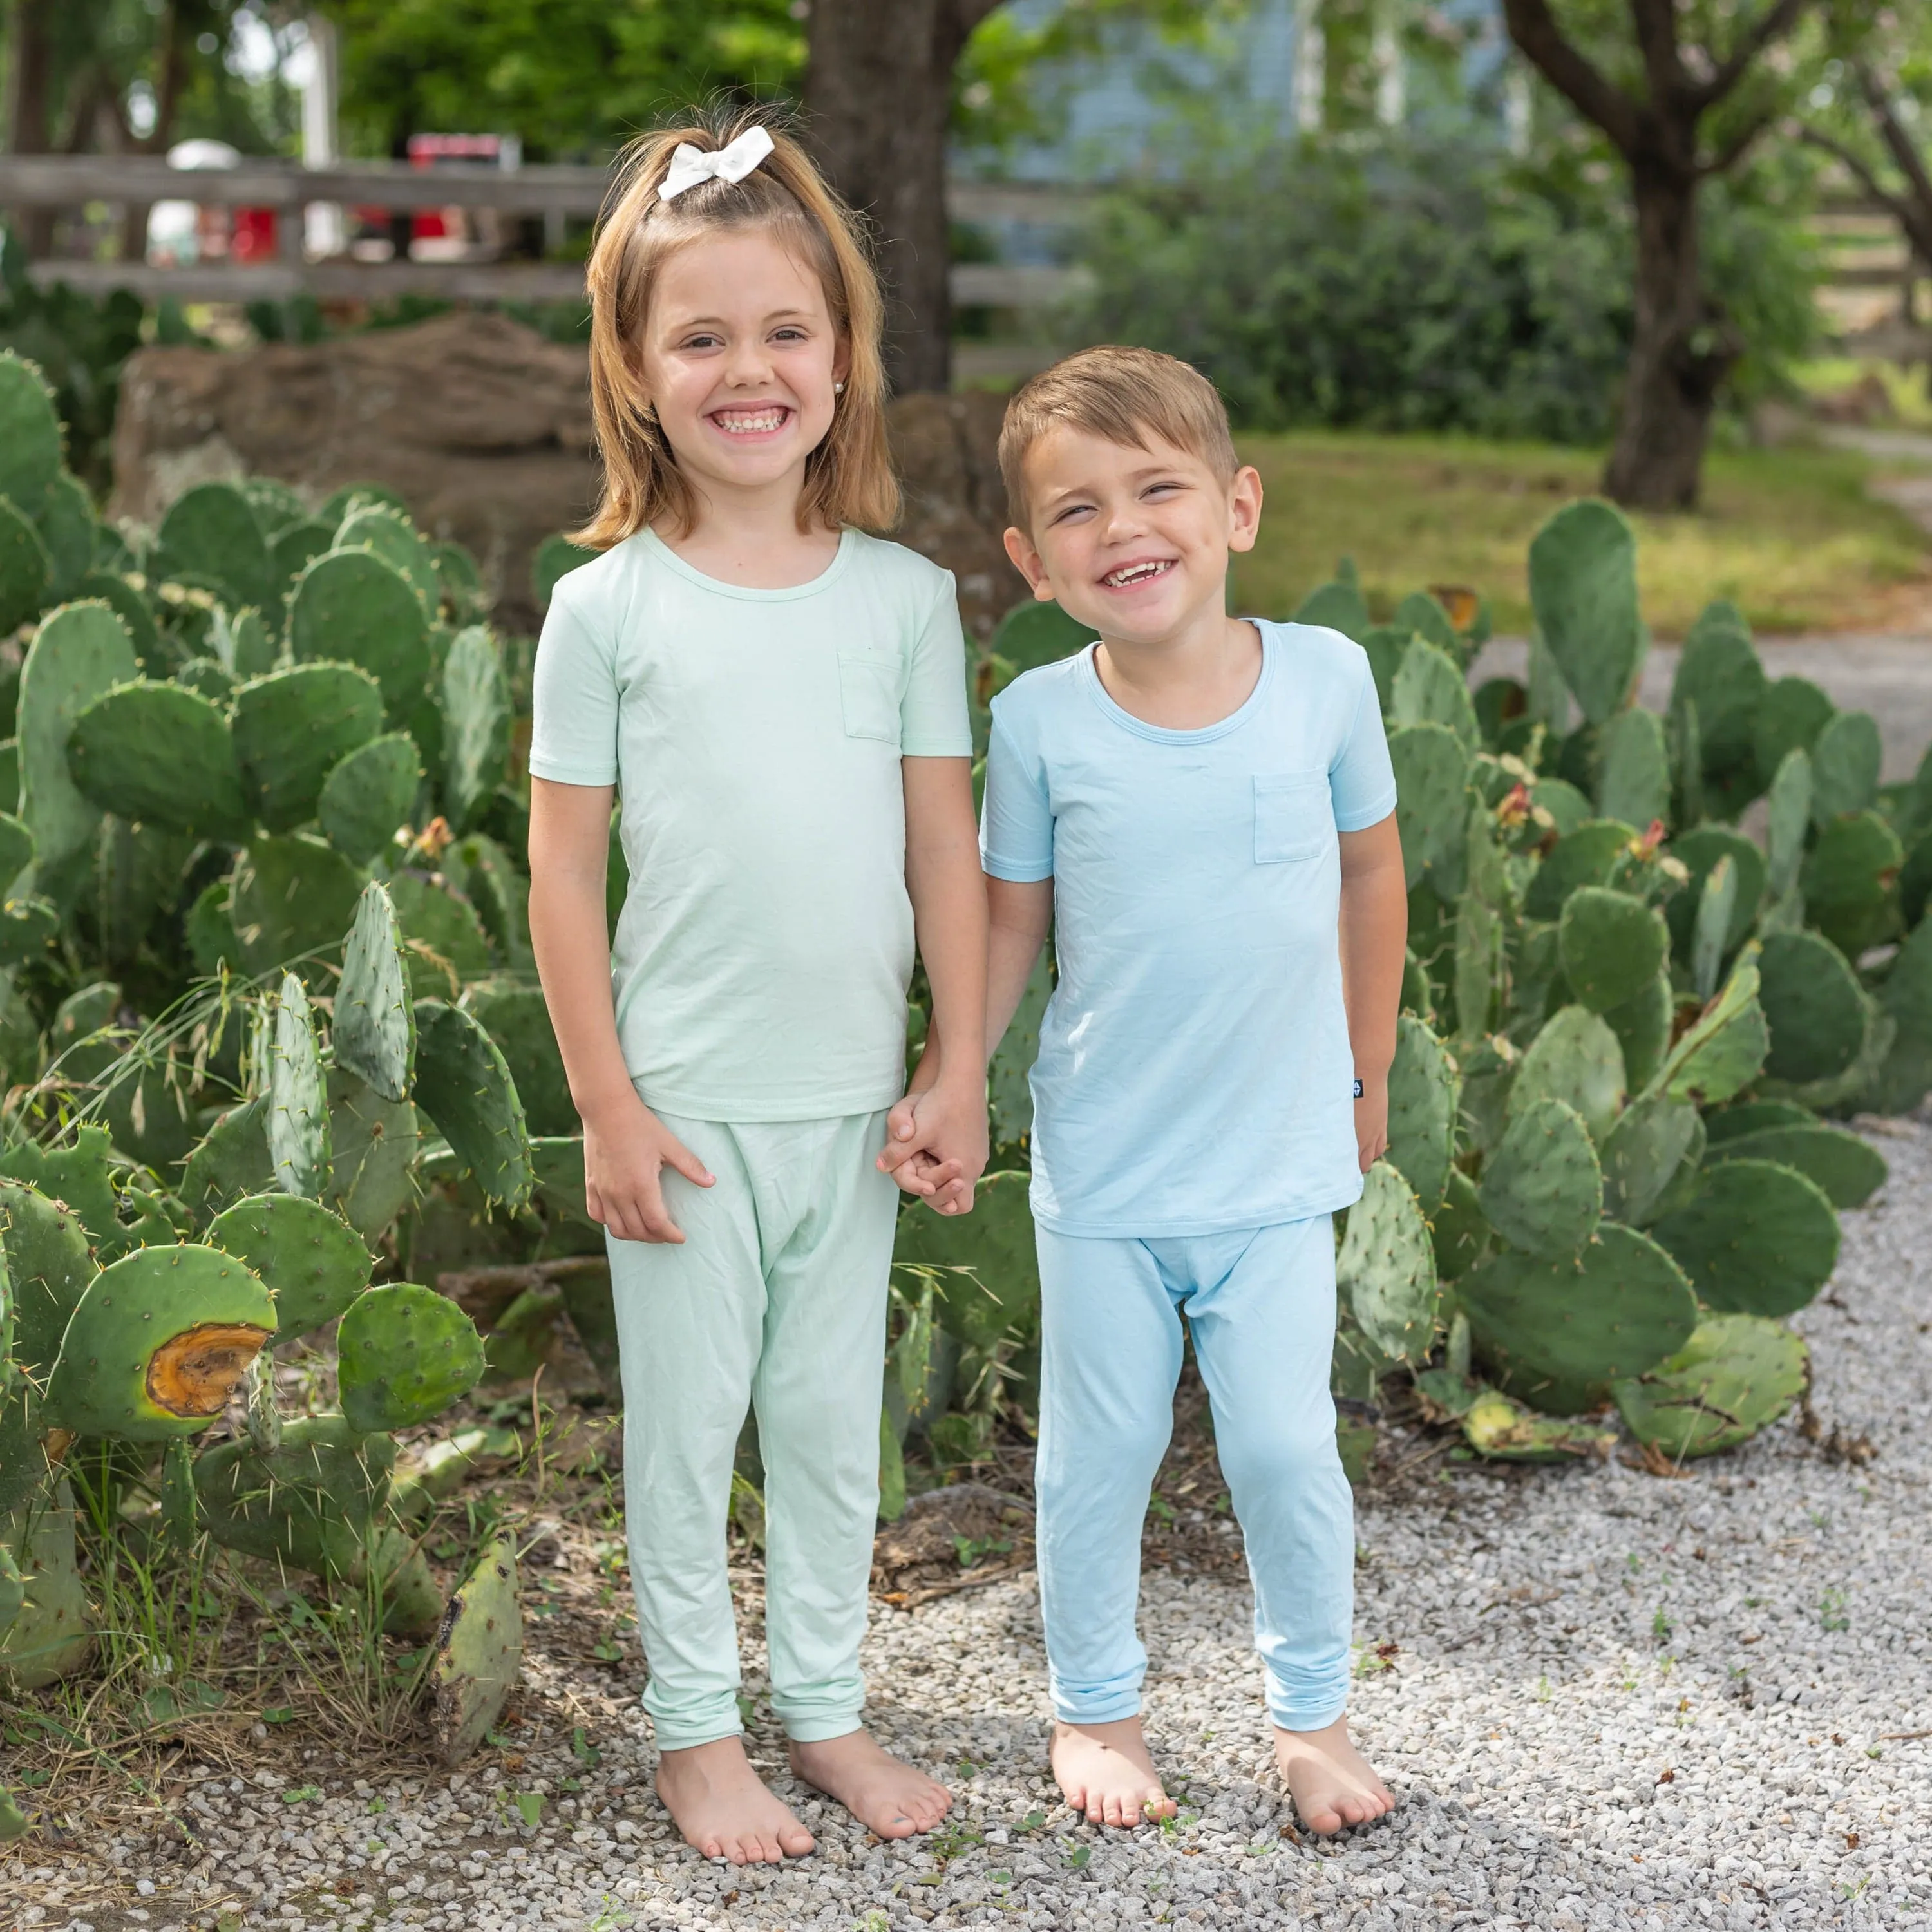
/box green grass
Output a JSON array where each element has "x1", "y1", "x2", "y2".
[{"x1": 1229, "y1": 430, "x2": 1932, "y2": 638}]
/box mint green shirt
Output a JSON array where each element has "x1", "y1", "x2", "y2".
[{"x1": 529, "y1": 527, "x2": 972, "y2": 1122}]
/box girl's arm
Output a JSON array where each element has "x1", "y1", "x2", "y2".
[
  {"x1": 527, "y1": 777, "x2": 714, "y2": 1242},
  {"x1": 876, "y1": 756, "x2": 990, "y2": 1213},
  {"x1": 1338, "y1": 813, "x2": 1408, "y2": 1172}
]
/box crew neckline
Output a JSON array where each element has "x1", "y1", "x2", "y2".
[
  {"x1": 640, "y1": 525, "x2": 856, "y2": 601},
  {"x1": 1079, "y1": 620, "x2": 1273, "y2": 744}
]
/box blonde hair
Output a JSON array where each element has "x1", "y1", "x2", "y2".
[
  {"x1": 574, "y1": 104, "x2": 897, "y2": 549},
  {"x1": 998, "y1": 345, "x2": 1239, "y2": 528}
]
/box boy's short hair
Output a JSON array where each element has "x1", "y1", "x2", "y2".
[{"x1": 998, "y1": 345, "x2": 1239, "y2": 528}]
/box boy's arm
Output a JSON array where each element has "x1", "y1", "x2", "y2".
[
  {"x1": 879, "y1": 756, "x2": 990, "y2": 1212},
  {"x1": 527, "y1": 778, "x2": 715, "y2": 1242},
  {"x1": 1338, "y1": 813, "x2": 1408, "y2": 1172}
]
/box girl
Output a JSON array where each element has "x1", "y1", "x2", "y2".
[{"x1": 526, "y1": 109, "x2": 989, "y2": 1866}]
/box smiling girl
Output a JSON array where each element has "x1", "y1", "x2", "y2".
[{"x1": 526, "y1": 111, "x2": 987, "y2": 1865}]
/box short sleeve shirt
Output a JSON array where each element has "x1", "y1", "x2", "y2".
[
  {"x1": 980, "y1": 620, "x2": 1397, "y2": 1236},
  {"x1": 530, "y1": 527, "x2": 972, "y2": 1121}
]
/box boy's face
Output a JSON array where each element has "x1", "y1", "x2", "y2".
[{"x1": 1002, "y1": 426, "x2": 1262, "y2": 645}]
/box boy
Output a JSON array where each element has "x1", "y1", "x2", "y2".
[{"x1": 912, "y1": 345, "x2": 1406, "y2": 1833}]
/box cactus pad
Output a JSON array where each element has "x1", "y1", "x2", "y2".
[
  {"x1": 1384, "y1": 1014, "x2": 1458, "y2": 1213},
  {"x1": 440, "y1": 626, "x2": 511, "y2": 833},
  {"x1": 1527, "y1": 499, "x2": 1642, "y2": 726},
  {"x1": 1659, "y1": 956, "x2": 1769, "y2": 1108},
  {"x1": 1665, "y1": 826, "x2": 1762, "y2": 963},
  {"x1": 894, "y1": 1170, "x2": 1039, "y2": 1350},
  {"x1": 1479, "y1": 1097, "x2": 1602, "y2": 1259},
  {"x1": 1508, "y1": 1004, "x2": 1625, "y2": 1144},
  {"x1": 1291, "y1": 577, "x2": 1369, "y2": 641},
  {"x1": 390, "y1": 873, "x2": 495, "y2": 988},
  {"x1": 1557, "y1": 887, "x2": 1667, "y2": 1016},
  {"x1": 1457, "y1": 1222, "x2": 1698, "y2": 1386},
  {"x1": 0, "y1": 352, "x2": 63, "y2": 518},
  {"x1": 1522, "y1": 819, "x2": 1637, "y2": 922},
  {"x1": 532, "y1": 533, "x2": 599, "y2": 611},
  {"x1": 18, "y1": 601, "x2": 140, "y2": 884},
  {"x1": 1336, "y1": 1160, "x2": 1439, "y2": 1363},
  {"x1": 155, "y1": 482, "x2": 273, "y2": 611},
  {"x1": 1752, "y1": 676, "x2": 1834, "y2": 789},
  {"x1": 336, "y1": 504, "x2": 441, "y2": 613},
  {"x1": 66, "y1": 679, "x2": 249, "y2": 835},
  {"x1": 208, "y1": 1192, "x2": 374, "y2": 1338},
  {"x1": 267, "y1": 973, "x2": 330, "y2": 1200},
  {"x1": 43, "y1": 1244, "x2": 273, "y2": 1439},
  {"x1": 0, "y1": 1479, "x2": 92, "y2": 1690},
  {"x1": 1390, "y1": 638, "x2": 1479, "y2": 748},
  {"x1": 229, "y1": 835, "x2": 366, "y2": 978},
  {"x1": 0, "y1": 497, "x2": 51, "y2": 633},
  {"x1": 411, "y1": 1001, "x2": 534, "y2": 1209},
  {"x1": 1757, "y1": 929, "x2": 1866, "y2": 1084},
  {"x1": 194, "y1": 1413, "x2": 397, "y2": 1579},
  {"x1": 336, "y1": 882, "x2": 416, "y2": 1102},
  {"x1": 429, "y1": 1534, "x2": 522, "y2": 1765},
  {"x1": 1598, "y1": 1090, "x2": 1699, "y2": 1225},
  {"x1": 1649, "y1": 1157, "x2": 1840, "y2": 1317},
  {"x1": 1810, "y1": 710, "x2": 1880, "y2": 825},
  {"x1": 1801, "y1": 810, "x2": 1902, "y2": 960},
  {"x1": 318, "y1": 732, "x2": 420, "y2": 864},
  {"x1": 231, "y1": 661, "x2": 386, "y2": 833},
  {"x1": 461, "y1": 980, "x2": 574, "y2": 1138},
  {"x1": 1461, "y1": 1388, "x2": 1616, "y2": 1461},
  {"x1": 1705, "y1": 1122, "x2": 1885, "y2": 1209},
  {"x1": 1430, "y1": 1166, "x2": 1490, "y2": 1280},
  {"x1": 1613, "y1": 1314, "x2": 1808, "y2": 1459},
  {"x1": 337, "y1": 1282, "x2": 486, "y2": 1433},
  {"x1": 1, "y1": 1179, "x2": 98, "y2": 1387},
  {"x1": 1595, "y1": 706, "x2": 1669, "y2": 829},
  {"x1": 1388, "y1": 723, "x2": 1469, "y2": 893},
  {"x1": 289, "y1": 549, "x2": 431, "y2": 708},
  {"x1": 325, "y1": 1068, "x2": 422, "y2": 1240}
]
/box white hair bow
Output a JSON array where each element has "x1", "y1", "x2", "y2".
[{"x1": 658, "y1": 126, "x2": 776, "y2": 203}]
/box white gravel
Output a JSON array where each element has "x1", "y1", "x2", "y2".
[{"x1": 13, "y1": 1119, "x2": 1932, "y2": 1931}]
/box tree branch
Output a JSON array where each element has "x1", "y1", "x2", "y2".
[
  {"x1": 1627, "y1": 0, "x2": 1684, "y2": 113},
  {"x1": 1698, "y1": 100, "x2": 1776, "y2": 178},
  {"x1": 1500, "y1": 0, "x2": 1643, "y2": 158},
  {"x1": 1689, "y1": 0, "x2": 1812, "y2": 112},
  {"x1": 1857, "y1": 59, "x2": 1932, "y2": 229},
  {"x1": 1797, "y1": 125, "x2": 1932, "y2": 267}
]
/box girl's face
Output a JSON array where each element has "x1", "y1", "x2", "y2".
[{"x1": 637, "y1": 227, "x2": 849, "y2": 509}]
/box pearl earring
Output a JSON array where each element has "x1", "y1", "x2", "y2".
[{"x1": 834, "y1": 380, "x2": 845, "y2": 394}]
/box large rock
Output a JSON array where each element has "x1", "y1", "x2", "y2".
[
  {"x1": 111, "y1": 310, "x2": 596, "y2": 636},
  {"x1": 112, "y1": 310, "x2": 1026, "y2": 640}
]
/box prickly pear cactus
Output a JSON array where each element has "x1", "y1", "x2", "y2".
[
  {"x1": 1613, "y1": 1314, "x2": 1808, "y2": 1459},
  {"x1": 207, "y1": 1192, "x2": 374, "y2": 1338},
  {"x1": 894, "y1": 1170, "x2": 1040, "y2": 1351},
  {"x1": 337, "y1": 1283, "x2": 487, "y2": 1434},
  {"x1": 43, "y1": 1245, "x2": 274, "y2": 1439},
  {"x1": 1477, "y1": 1097, "x2": 1602, "y2": 1260},
  {"x1": 1335, "y1": 1160, "x2": 1439, "y2": 1364},
  {"x1": 430, "y1": 1535, "x2": 522, "y2": 1765}
]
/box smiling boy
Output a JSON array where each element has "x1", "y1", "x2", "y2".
[{"x1": 978, "y1": 346, "x2": 1406, "y2": 1833}]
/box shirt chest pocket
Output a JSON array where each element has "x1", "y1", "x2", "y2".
[
  {"x1": 1253, "y1": 771, "x2": 1334, "y2": 863},
  {"x1": 837, "y1": 647, "x2": 904, "y2": 746}
]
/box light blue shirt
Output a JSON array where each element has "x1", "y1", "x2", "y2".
[{"x1": 981, "y1": 620, "x2": 1397, "y2": 1238}]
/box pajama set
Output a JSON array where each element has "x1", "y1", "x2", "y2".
[
  {"x1": 529, "y1": 528, "x2": 971, "y2": 1750},
  {"x1": 980, "y1": 620, "x2": 1397, "y2": 1732}
]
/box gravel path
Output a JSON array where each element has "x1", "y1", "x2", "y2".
[{"x1": 12, "y1": 1117, "x2": 1932, "y2": 1932}]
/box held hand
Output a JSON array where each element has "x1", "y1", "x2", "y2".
[
  {"x1": 877, "y1": 1079, "x2": 988, "y2": 1215},
  {"x1": 583, "y1": 1094, "x2": 714, "y2": 1243},
  {"x1": 1354, "y1": 1072, "x2": 1390, "y2": 1175}
]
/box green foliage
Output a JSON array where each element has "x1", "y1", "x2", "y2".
[
  {"x1": 410, "y1": 1002, "x2": 535, "y2": 1209},
  {"x1": 319, "y1": 732, "x2": 422, "y2": 866},
  {"x1": 1613, "y1": 1314, "x2": 1808, "y2": 1460},
  {"x1": 207, "y1": 1193, "x2": 374, "y2": 1339},
  {"x1": 66, "y1": 679, "x2": 250, "y2": 836},
  {"x1": 1649, "y1": 1159, "x2": 1840, "y2": 1318},
  {"x1": 289, "y1": 549, "x2": 431, "y2": 709},
  {"x1": 337, "y1": 1283, "x2": 486, "y2": 1434},
  {"x1": 894, "y1": 1171, "x2": 1039, "y2": 1352},
  {"x1": 336, "y1": 882, "x2": 416, "y2": 1103},
  {"x1": 231, "y1": 663, "x2": 386, "y2": 834},
  {"x1": 1335, "y1": 1160, "x2": 1439, "y2": 1364},
  {"x1": 428, "y1": 1536, "x2": 522, "y2": 1766}
]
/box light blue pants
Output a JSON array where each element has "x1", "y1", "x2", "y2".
[
  {"x1": 1034, "y1": 1217, "x2": 1354, "y2": 1732},
  {"x1": 606, "y1": 1107, "x2": 898, "y2": 1751}
]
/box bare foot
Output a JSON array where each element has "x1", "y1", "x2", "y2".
[
  {"x1": 789, "y1": 1729, "x2": 951, "y2": 1840},
  {"x1": 1051, "y1": 1716, "x2": 1177, "y2": 1828},
  {"x1": 1273, "y1": 1716, "x2": 1395, "y2": 1835},
  {"x1": 655, "y1": 1736, "x2": 815, "y2": 1863}
]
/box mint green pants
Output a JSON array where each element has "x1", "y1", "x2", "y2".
[{"x1": 607, "y1": 1106, "x2": 898, "y2": 1751}]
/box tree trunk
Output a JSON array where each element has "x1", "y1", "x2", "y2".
[
  {"x1": 1602, "y1": 153, "x2": 1738, "y2": 511},
  {"x1": 804, "y1": 0, "x2": 978, "y2": 396},
  {"x1": 3, "y1": 0, "x2": 59, "y2": 254}
]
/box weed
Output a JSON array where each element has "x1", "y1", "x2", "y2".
[
  {"x1": 1535, "y1": 1675, "x2": 1553, "y2": 1703},
  {"x1": 1063, "y1": 1841, "x2": 1092, "y2": 1869},
  {"x1": 1651, "y1": 1607, "x2": 1673, "y2": 1644},
  {"x1": 1146, "y1": 1492, "x2": 1177, "y2": 1528},
  {"x1": 1821, "y1": 1587, "x2": 1850, "y2": 1633},
  {"x1": 952, "y1": 1533, "x2": 1014, "y2": 1569}
]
